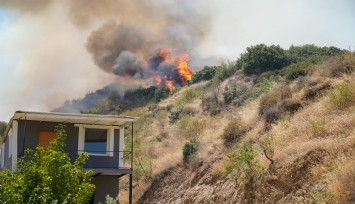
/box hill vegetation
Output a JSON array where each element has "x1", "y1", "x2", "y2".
[{"x1": 56, "y1": 44, "x2": 354, "y2": 203}]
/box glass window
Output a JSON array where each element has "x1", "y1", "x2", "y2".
[{"x1": 84, "y1": 128, "x2": 108, "y2": 155}]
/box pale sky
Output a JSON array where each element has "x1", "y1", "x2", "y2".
[{"x1": 0, "y1": 0, "x2": 354, "y2": 121}]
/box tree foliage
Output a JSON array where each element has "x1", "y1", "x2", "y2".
[
  {"x1": 0, "y1": 121, "x2": 7, "y2": 138},
  {"x1": 191, "y1": 66, "x2": 217, "y2": 84},
  {"x1": 288, "y1": 44, "x2": 345, "y2": 62},
  {"x1": 237, "y1": 44, "x2": 290, "y2": 75},
  {"x1": 0, "y1": 125, "x2": 95, "y2": 204}
]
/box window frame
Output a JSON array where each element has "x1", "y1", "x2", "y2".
[{"x1": 75, "y1": 124, "x2": 115, "y2": 157}]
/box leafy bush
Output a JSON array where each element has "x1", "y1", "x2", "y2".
[
  {"x1": 258, "y1": 134, "x2": 274, "y2": 165},
  {"x1": 178, "y1": 116, "x2": 206, "y2": 139},
  {"x1": 288, "y1": 44, "x2": 345, "y2": 62},
  {"x1": 191, "y1": 66, "x2": 217, "y2": 84},
  {"x1": 0, "y1": 125, "x2": 95, "y2": 203},
  {"x1": 176, "y1": 88, "x2": 201, "y2": 106},
  {"x1": 238, "y1": 44, "x2": 290, "y2": 75},
  {"x1": 223, "y1": 85, "x2": 240, "y2": 104},
  {"x1": 222, "y1": 118, "x2": 245, "y2": 147},
  {"x1": 80, "y1": 107, "x2": 102, "y2": 114},
  {"x1": 280, "y1": 56, "x2": 326, "y2": 80},
  {"x1": 250, "y1": 75, "x2": 281, "y2": 99},
  {"x1": 153, "y1": 87, "x2": 170, "y2": 102},
  {"x1": 224, "y1": 144, "x2": 263, "y2": 203},
  {"x1": 212, "y1": 61, "x2": 238, "y2": 84},
  {"x1": 325, "y1": 81, "x2": 355, "y2": 110},
  {"x1": 182, "y1": 138, "x2": 200, "y2": 163},
  {"x1": 259, "y1": 84, "x2": 299, "y2": 124},
  {"x1": 169, "y1": 106, "x2": 183, "y2": 123}
]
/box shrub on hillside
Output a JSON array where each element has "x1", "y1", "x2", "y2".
[
  {"x1": 182, "y1": 138, "x2": 200, "y2": 163},
  {"x1": 153, "y1": 87, "x2": 170, "y2": 102},
  {"x1": 223, "y1": 85, "x2": 239, "y2": 104},
  {"x1": 280, "y1": 56, "x2": 325, "y2": 80},
  {"x1": 237, "y1": 44, "x2": 290, "y2": 75},
  {"x1": 222, "y1": 118, "x2": 245, "y2": 147},
  {"x1": 178, "y1": 116, "x2": 206, "y2": 139},
  {"x1": 169, "y1": 106, "x2": 183, "y2": 124},
  {"x1": 191, "y1": 66, "x2": 217, "y2": 84},
  {"x1": 288, "y1": 44, "x2": 345, "y2": 62},
  {"x1": 176, "y1": 88, "x2": 201, "y2": 106},
  {"x1": 325, "y1": 81, "x2": 355, "y2": 110},
  {"x1": 259, "y1": 84, "x2": 301, "y2": 124},
  {"x1": 224, "y1": 144, "x2": 263, "y2": 203},
  {"x1": 249, "y1": 74, "x2": 281, "y2": 99},
  {"x1": 212, "y1": 62, "x2": 238, "y2": 84}
]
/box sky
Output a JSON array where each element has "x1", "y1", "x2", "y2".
[{"x1": 0, "y1": 0, "x2": 354, "y2": 121}]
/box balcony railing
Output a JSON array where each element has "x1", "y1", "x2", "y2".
[
  {"x1": 19, "y1": 149, "x2": 132, "y2": 170},
  {"x1": 65, "y1": 150, "x2": 132, "y2": 169}
]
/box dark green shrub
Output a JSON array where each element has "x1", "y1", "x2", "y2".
[
  {"x1": 169, "y1": 106, "x2": 183, "y2": 123},
  {"x1": 182, "y1": 138, "x2": 199, "y2": 163},
  {"x1": 212, "y1": 62, "x2": 238, "y2": 84},
  {"x1": 238, "y1": 44, "x2": 290, "y2": 75},
  {"x1": 288, "y1": 44, "x2": 345, "y2": 62},
  {"x1": 250, "y1": 75, "x2": 281, "y2": 99},
  {"x1": 153, "y1": 87, "x2": 170, "y2": 102},
  {"x1": 191, "y1": 66, "x2": 217, "y2": 84},
  {"x1": 223, "y1": 85, "x2": 240, "y2": 104}
]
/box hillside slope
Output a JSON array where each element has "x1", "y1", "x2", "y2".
[{"x1": 119, "y1": 52, "x2": 354, "y2": 203}]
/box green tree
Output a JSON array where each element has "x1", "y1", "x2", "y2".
[
  {"x1": 0, "y1": 124, "x2": 95, "y2": 204},
  {"x1": 0, "y1": 121, "x2": 7, "y2": 138},
  {"x1": 191, "y1": 66, "x2": 217, "y2": 84},
  {"x1": 238, "y1": 44, "x2": 290, "y2": 75}
]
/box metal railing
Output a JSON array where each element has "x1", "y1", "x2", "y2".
[
  {"x1": 65, "y1": 150, "x2": 132, "y2": 169},
  {"x1": 19, "y1": 149, "x2": 132, "y2": 170}
]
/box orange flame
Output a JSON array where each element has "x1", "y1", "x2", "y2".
[
  {"x1": 174, "y1": 54, "x2": 192, "y2": 86},
  {"x1": 152, "y1": 49, "x2": 192, "y2": 90},
  {"x1": 166, "y1": 80, "x2": 175, "y2": 91},
  {"x1": 154, "y1": 75, "x2": 162, "y2": 85}
]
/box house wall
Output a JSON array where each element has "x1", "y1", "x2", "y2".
[
  {"x1": 92, "y1": 175, "x2": 119, "y2": 204},
  {"x1": 17, "y1": 121, "x2": 123, "y2": 169},
  {"x1": 0, "y1": 135, "x2": 12, "y2": 171}
]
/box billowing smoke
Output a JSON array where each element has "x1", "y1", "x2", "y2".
[
  {"x1": 0, "y1": 0, "x2": 211, "y2": 118},
  {"x1": 1, "y1": 0, "x2": 210, "y2": 89}
]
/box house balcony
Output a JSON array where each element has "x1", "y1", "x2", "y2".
[{"x1": 64, "y1": 150, "x2": 133, "y2": 176}]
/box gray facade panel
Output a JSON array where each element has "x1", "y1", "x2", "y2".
[
  {"x1": 2, "y1": 136, "x2": 12, "y2": 170},
  {"x1": 92, "y1": 175, "x2": 118, "y2": 204}
]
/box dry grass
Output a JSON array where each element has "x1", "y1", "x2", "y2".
[
  {"x1": 328, "y1": 157, "x2": 355, "y2": 203},
  {"x1": 126, "y1": 57, "x2": 355, "y2": 203}
]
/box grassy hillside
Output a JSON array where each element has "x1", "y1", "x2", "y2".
[{"x1": 115, "y1": 46, "x2": 354, "y2": 203}]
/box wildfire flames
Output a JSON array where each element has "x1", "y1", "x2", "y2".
[{"x1": 151, "y1": 49, "x2": 192, "y2": 90}]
